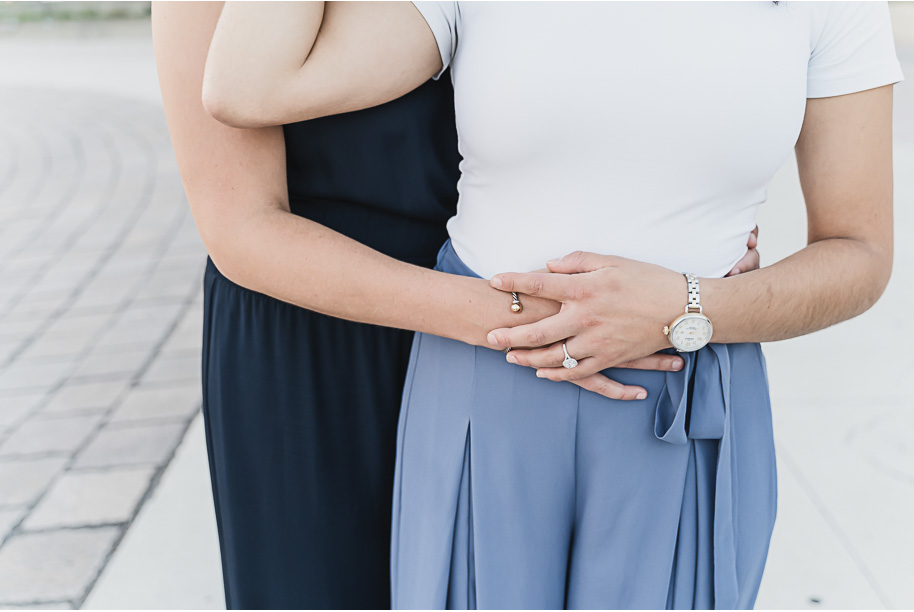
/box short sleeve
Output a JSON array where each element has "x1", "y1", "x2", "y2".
[
  {"x1": 807, "y1": 2, "x2": 904, "y2": 98},
  {"x1": 412, "y1": 2, "x2": 459, "y2": 80}
]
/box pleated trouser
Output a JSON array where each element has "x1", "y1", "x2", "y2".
[
  {"x1": 202, "y1": 259, "x2": 411, "y2": 609},
  {"x1": 391, "y1": 241, "x2": 778, "y2": 609}
]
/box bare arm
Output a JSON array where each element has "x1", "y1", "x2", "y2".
[
  {"x1": 486, "y1": 86, "x2": 894, "y2": 380},
  {"x1": 152, "y1": 1, "x2": 547, "y2": 348},
  {"x1": 202, "y1": 1, "x2": 439, "y2": 127},
  {"x1": 701, "y1": 85, "x2": 894, "y2": 341},
  {"x1": 153, "y1": 2, "x2": 686, "y2": 400}
]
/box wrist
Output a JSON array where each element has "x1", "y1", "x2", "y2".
[
  {"x1": 697, "y1": 276, "x2": 729, "y2": 342},
  {"x1": 661, "y1": 272, "x2": 717, "y2": 352},
  {"x1": 473, "y1": 285, "x2": 561, "y2": 349},
  {"x1": 656, "y1": 271, "x2": 689, "y2": 350}
]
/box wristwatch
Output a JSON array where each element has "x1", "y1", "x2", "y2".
[{"x1": 663, "y1": 273, "x2": 713, "y2": 352}]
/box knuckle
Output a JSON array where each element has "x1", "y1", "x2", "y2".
[
  {"x1": 573, "y1": 283, "x2": 593, "y2": 301},
  {"x1": 569, "y1": 250, "x2": 586, "y2": 264},
  {"x1": 526, "y1": 329, "x2": 546, "y2": 346},
  {"x1": 527, "y1": 278, "x2": 545, "y2": 295},
  {"x1": 597, "y1": 382, "x2": 619, "y2": 399},
  {"x1": 581, "y1": 311, "x2": 602, "y2": 329}
]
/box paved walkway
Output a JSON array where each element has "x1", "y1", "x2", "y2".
[
  {"x1": 0, "y1": 11, "x2": 912, "y2": 611},
  {"x1": 0, "y1": 24, "x2": 207, "y2": 609}
]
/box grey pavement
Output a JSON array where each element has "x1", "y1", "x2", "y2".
[
  {"x1": 1, "y1": 8, "x2": 913, "y2": 611},
  {"x1": 0, "y1": 18, "x2": 207, "y2": 610}
]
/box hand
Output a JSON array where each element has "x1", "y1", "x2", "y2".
[
  {"x1": 726, "y1": 225, "x2": 760, "y2": 276},
  {"x1": 487, "y1": 253, "x2": 686, "y2": 384},
  {"x1": 492, "y1": 283, "x2": 686, "y2": 401},
  {"x1": 487, "y1": 227, "x2": 762, "y2": 391},
  {"x1": 555, "y1": 353, "x2": 684, "y2": 401}
]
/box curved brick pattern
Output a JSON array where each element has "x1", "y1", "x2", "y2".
[{"x1": 0, "y1": 84, "x2": 206, "y2": 609}]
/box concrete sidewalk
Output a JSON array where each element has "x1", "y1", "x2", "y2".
[{"x1": 0, "y1": 10, "x2": 912, "y2": 610}]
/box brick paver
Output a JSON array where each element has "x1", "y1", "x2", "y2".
[
  {"x1": 0, "y1": 528, "x2": 120, "y2": 604},
  {"x1": 0, "y1": 85, "x2": 207, "y2": 609},
  {"x1": 24, "y1": 467, "x2": 157, "y2": 530}
]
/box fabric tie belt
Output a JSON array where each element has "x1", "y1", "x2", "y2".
[{"x1": 653, "y1": 343, "x2": 738, "y2": 609}]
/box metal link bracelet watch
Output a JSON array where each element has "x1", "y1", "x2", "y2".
[{"x1": 663, "y1": 273, "x2": 713, "y2": 352}]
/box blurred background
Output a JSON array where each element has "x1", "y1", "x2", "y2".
[{"x1": 0, "y1": 1, "x2": 911, "y2": 610}]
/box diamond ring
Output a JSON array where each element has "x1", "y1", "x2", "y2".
[{"x1": 562, "y1": 343, "x2": 578, "y2": 369}]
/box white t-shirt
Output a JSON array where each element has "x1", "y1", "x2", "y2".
[{"x1": 412, "y1": 1, "x2": 903, "y2": 279}]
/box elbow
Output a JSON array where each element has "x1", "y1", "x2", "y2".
[
  {"x1": 201, "y1": 77, "x2": 275, "y2": 129},
  {"x1": 193, "y1": 212, "x2": 245, "y2": 286},
  {"x1": 195, "y1": 210, "x2": 275, "y2": 295},
  {"x1": 868, "y1": 247, "x2": 893, "y2": 308},
  {"x1": 201, "y1": 87, "x2": 258, "y2": 129},
  {"x1": 853, "y1": 238, "x2": 893, "y2": 316},
  {"x1": 202, "y1": 230, "x2": 250, "y2": 291},
  {"x1": 195, "y1": 223, "x2": 234, "y2": 279}
]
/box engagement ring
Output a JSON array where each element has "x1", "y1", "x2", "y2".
[{"x1": 562, "y1": 343, "x2": 578, "y2": 369}]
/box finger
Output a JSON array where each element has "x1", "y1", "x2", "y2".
[
  {"x1": 505, "y1": 342, "x2": 567, "y2": 368},
  {"x1": 545, "y1": 250, "x2": 618, "y2": 274},
  {"x1": 490, "y1": 272, "x2": 577, "y2": 300},
  {"x1": 726, "y1": 246, "x2": 760, "y2": 276},
  {"x1": 506, "y1": 338, "x2": 591, "y2": 369},
  {"x1": 748, "y1": 225, "x2": 759, "y2": 249},
  {"x1": 747, "y1": 248, "x2": 760, "y2": 271},
  {"x1": 731, "y1": 248, "x2": 761, "y2": 275},
  {"x1": 616, "y1": 354, "x2": 684, "y2": 372},
  {"x1": 571, "y1": 373, "x2": 649, "y2": 401},
  {"x1": 487, "y1": 314, "x2": 578, "y2": 349},
  {"x1": 535, "y1": 357, "x2": 603, "y2": 382}
]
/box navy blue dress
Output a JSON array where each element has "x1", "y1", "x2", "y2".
[{"x1": 200, "y1": 76, "x2": 459, "y2": 610}]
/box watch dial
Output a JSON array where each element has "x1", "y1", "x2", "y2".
[{"x1": 672, "y1": 316, "x2": 712, "y2": 351}]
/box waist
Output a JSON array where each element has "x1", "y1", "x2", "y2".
[{"x1": 445, "y1": 193, "x2": 760, "y2": 279}]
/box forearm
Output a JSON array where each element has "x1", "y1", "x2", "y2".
[
  {"x1": 203, "y1": 1, "x2": 324, "y2": 127},
  {"x1": 204, "y1": 2, "x2": 440, "y2": 128},
  {"x1": 208, "y1": 206, "x2": 558, "y2": 347},
  {"x1": 702, "y1": 236, "x2": 892, "y2": 344}
]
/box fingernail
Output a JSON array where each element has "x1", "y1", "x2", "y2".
[
  {"x1": 536, "y1": 370, "x2": 546, "y2": 378},
  {"x1": 732, "y1": 268, "x2": 740, "y2": 275},
  {"x1": 490, "y1": 276, "x2": 502, "y2": 289},
  {"x1": 546, "y1": 259, "x2": 558, "y2": 266},
  {"x1": 636, "y1": 392, "x2": 647, "y2": 400},
  {"x1": 487, "y1": 332, "x2": 500, "y2": 346},
  {"x1": 672, "y1": 358, "x2": 683, "y2": 371},
  {"x1": 506, "y1": 353, "x2": 517, "y2": 364}
]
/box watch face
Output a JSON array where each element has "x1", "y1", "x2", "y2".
[{"x1": 670, "y1": 314, "x2": 713, "y2": 352}]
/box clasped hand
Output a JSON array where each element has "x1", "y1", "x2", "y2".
[{"x1": 485, "y1": 228, "x2": 758, "y2": 400}]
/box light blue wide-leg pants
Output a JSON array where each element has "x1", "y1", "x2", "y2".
[{"x1": 391, "y1": 241, "x2": 778, "y2": 609}]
